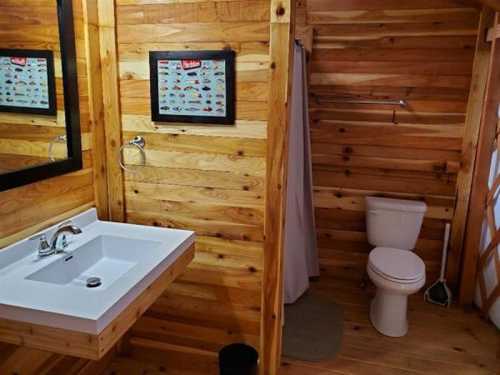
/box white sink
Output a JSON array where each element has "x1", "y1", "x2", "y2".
[
  {"x1": 0, "y1": 208, "x2": 195, "y2": 335},
  {"x1": 26, "y1": 236, "x2": 158, "y2": 288}
]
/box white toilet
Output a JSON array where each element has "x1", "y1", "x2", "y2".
[{"x1": 365, "y1": 196, "x2": 427, "y2": 337}]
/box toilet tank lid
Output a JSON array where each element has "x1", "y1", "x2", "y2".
[{"x1": 366, "y1": 196, "x2": 427, "y2": 213}]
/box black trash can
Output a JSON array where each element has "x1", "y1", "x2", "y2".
[{"x1": 219, "y1": 343, "x2": 258, "y2": 375}]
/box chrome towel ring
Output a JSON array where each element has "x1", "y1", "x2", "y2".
[
  {"x1": 119, "y1": 136, "x2": 146, "y2": 172},
  {"x1": 48, "y1": 135, "x2": 67, "y2": 161}
]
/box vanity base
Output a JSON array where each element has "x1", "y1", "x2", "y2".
[{"x1": 0, "y1": 244, "x2": 194, "y2": 359}]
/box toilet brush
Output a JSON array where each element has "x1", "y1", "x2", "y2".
[{"x1": 424, "y1": 223, "x2": 452, "y2": 307}]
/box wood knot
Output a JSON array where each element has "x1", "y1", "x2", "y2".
[{"x1": 276, "y1": 6, "x2": 286, "y2": 16}]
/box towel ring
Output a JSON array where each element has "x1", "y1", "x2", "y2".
[
  {"x1": 119, "y1": 136, "x2": 146, "y2": 172},
  {"x1": 48, "y1": 135, "x2": 67, "y2": 161}
]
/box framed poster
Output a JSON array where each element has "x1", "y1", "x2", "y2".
[
  {"x1": 150, "y1": 50, "x2": 235, "y2": 125},
  {"x1": 0, "y1": 49, "x2": 57, "y2": 116}
]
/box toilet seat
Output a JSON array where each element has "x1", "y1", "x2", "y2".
[{"x1": 368, "y1": 247, "x2": 425, "y2": 283}]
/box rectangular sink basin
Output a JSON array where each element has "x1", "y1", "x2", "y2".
[
  {"x1": 26, "y1": 236, "x2": 160, "y2": 288},
  {"x1": 0, "y1": 208, "x2": 195, "y2": 359}
]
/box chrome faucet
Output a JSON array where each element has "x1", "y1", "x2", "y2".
[
  {"x1": 31, "y1": 221, "x2": 82, "y2": 258},
  {"x1": 49, "y1": 221, "x2": 82, "y2": 254}
]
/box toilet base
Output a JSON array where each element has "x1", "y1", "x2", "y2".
[{"x1": 370, "y1": 290, "x2": 408, "y2": 337}]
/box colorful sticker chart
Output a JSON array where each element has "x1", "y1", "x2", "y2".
[
  {"x1": 150, "y1": 50, "x2": 235, "y2": 125},
  {"x1": 0, "y1": 49, "x2": 56, "y2": 116}
]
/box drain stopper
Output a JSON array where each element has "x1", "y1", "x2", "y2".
[{"x1": 86, "y1": 277, "x2": 102, "y2": 288}]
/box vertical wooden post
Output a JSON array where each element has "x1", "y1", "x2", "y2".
[
  {"x1": 447, "y1": 7, "x2": 494, "y2": 287},
  {"x1": 261, "y1": 1, "x2": 295, "y2": 374},
  {"x1": 83, "y1": 0, "x2": 109, "y2": 220},
  {"x1": 459, "y1": 12, "x2": 500, "y2": 304},
  {"x1": 97, "y1": 0, "x2": 125, "y2": 222}
]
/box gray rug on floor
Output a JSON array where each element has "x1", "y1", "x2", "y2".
[{"x1": 283, "y1": 292, "x2": 344, "y2": 362}]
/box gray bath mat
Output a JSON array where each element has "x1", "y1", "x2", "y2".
[{"x1": 283, "y1": 292, "x2": 344, "y2": 362}]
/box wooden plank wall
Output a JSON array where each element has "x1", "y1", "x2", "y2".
[
  {"x1": 113, "y1": 0, "x2": 271, "y2": 364},
  {"x1": 0, "y1": 2, "x2": 69, "y2": 172},
  {"x1": 0, "y1": 0, "x2": 94, "y2": 174},
  {"x1": 297, "y1": 0, "x2": 481, "y2": 285},
  {"x1": 0, "y1": 1, "x2": 103, "y2": 373}
]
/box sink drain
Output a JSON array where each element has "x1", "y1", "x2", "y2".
[{"x1": 86, "y1": 277, "x2": 102, "y2": 288}]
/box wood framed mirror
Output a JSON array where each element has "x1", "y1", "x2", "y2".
[{"x1": 0, "y1": 0, "x2": 82, "y2": 191}]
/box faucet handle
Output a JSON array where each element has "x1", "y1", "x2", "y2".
[
  {"x1": 29, "y1": 234, "x2": 52, "y2": 257},
  {"x1": 29, "y1": 233, "x2": 48, "y2": 244}
]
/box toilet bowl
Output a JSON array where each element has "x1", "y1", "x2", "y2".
[
  {"x1": 367, "y1": 247, "x2": 425, "y2": 337},
  {"x1": 365, "y1": 197, "x2": 427, "y2": 337}
]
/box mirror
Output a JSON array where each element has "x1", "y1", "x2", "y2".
[{"x1": 0, "y1": 0, "x2": 82, "y2": 191}]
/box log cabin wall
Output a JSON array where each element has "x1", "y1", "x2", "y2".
[
  {"x1": 111, "y1": 0, "x2": 271, "y2": 363},
  {"x1": 297, "y1": 0, "x2": 481, "y2": 285},
  {"x1": 0, "y1": 1, "x2": 110, "y2": 374}
]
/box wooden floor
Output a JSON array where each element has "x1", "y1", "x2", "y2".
[
  {"x1": 102, "y1": 277, "x2": 499, "y2": 375},
  {"x1": 281, "y1": 278, "x2": 499, "y2": 375}
]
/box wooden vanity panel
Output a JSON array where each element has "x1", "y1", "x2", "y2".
[
  {"x1": 0, "y1": 244, "x2": 195, "y2": 360},
  {"x1": 0, "y1": 318, "x2": 100, "y2": 359}
]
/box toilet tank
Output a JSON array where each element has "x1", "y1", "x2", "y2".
[{"x1": 365, "y1": 197, "x2": 427, "y2": 250}]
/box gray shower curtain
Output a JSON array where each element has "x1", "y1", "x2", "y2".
[{"x1": 283, "y1": 42, "x2": 320, "y2": 305}]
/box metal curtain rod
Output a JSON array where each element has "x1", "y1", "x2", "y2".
[{"x1": 320, "y1": 98, "x2": 408, "y2": 108}]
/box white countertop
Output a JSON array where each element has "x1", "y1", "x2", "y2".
[{"x1": 0, "y1": 208, "x2": 195, "y2": 334}]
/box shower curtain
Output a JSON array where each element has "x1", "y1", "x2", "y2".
[{"x1": 283, "y1": 41, "x2": 320, "y2": 305}]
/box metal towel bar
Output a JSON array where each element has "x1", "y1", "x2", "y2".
[{"x1": 317, "y1": 98, "x2": 408, "y2": 108}]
